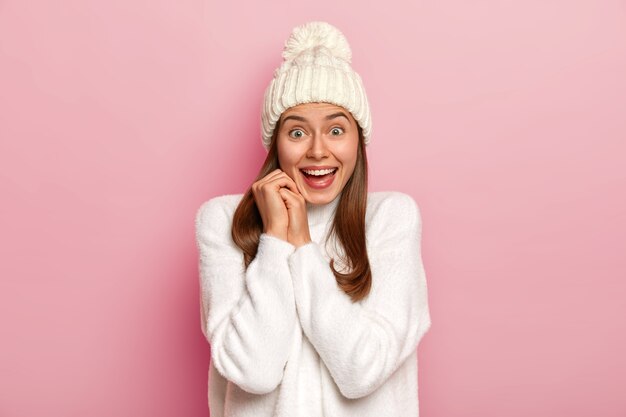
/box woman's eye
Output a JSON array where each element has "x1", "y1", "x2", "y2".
[
  {"x1": 289, "y1": 129, "x2": 305, "y2": 139},
  {"x1": 331, "y1": 127, "x2": 344, "y2": 135}
]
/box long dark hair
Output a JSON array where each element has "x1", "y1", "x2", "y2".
[{"x1": 231, "y1": 117, "x2": 372, "y2": 302}]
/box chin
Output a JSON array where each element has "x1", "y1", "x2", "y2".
[{"x1": 303, "y1": 190, "x2": 339, "y2": 206}]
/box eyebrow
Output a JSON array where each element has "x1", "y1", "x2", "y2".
[{"x1": 281, "y1": 112, "x2": 350, "y2": 124}]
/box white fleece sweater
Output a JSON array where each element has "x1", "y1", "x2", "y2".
[{"x1": 195, "y1": 191, "x2": 432, "y2": 417}]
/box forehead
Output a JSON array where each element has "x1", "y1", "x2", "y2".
[{"x1": 281, "y1": 102, "x2": 353, "y2": 120}]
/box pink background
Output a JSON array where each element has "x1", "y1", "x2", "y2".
[{"x1": 1, "y1": 0, "x2": 625, "y2": 416}]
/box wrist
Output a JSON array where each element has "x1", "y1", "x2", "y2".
[
  {"x1": 265, "y1": 229, "x2": 288, "y2": 242},
  {"x1": 292, "y1": 237, "x2": 312, "y2": 248}
]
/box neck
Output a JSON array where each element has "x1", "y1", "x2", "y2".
[{"x1": 306, "y1": 191, "x2": 342, "y2": 227}]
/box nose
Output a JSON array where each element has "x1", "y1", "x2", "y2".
[{"x1": 306, "y1": 133, "x2": 329, "y2": 159}]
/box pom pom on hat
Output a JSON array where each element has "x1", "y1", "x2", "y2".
[
  {"x1": 260, "y1": 21, "x2": 372, "y2": 151},
  {"x1": 282, "y1": 21, "x2": 352, "y2": 63}
]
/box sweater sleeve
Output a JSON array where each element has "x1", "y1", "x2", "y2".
[
  {"x1": 195, "y1": 197, "x2": 298, "y2": 395},
  {"x1": 287, "y1": 193, "x2": 432, "y2": 399}
]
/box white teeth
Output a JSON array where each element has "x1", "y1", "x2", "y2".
[{"x1": 301, "y1": 168, "x2": 337, "y2": 176}]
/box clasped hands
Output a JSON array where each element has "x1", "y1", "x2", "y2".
[{"x1": 252, "y1": 169, "x2": 312, "y2": 248}]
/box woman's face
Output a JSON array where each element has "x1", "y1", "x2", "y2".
[{"x1": 277, "y1": 102, "x2": 359, "y2": 205}]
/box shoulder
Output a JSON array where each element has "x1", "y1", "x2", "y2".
[
  {"x1": 366, "y1": 191, "x2": 421, "y2": 225},
  {"x1": 365, "y1": 191, "x2": 422, "y2": 243},
  {"x1": 195, "y1": 193, "x2": 245, "y2": 234}
]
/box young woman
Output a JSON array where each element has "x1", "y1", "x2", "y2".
[{"x1": 195, "y1": 21, "x2": 432, "y2": 417}]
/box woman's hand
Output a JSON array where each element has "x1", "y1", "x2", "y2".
[
  {"x1": 251, "y1": 169, "x2": 311, "y2": 247},
  {"x1": 278, "y1": 184, "x2": 312, "y2": 248},
  {"x1": 252, "y1": 169, "x2": 294, "y2": 242}
]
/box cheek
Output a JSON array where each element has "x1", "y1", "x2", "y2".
[
  {"x1": 337, "y1": 137, "x2": 359, "y2": 173},
  {"x1": 344, "y1": 159, "x2": 357, "y2": 179},
  {"x1": 277, "y1": 141, "x2": 299, "y2": 173}
]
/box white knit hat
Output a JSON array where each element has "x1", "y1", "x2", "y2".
[{"x1": 260, "y1": 21, "x2": 372, "y2": 151}]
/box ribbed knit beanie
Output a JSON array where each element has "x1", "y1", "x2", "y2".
[{"x1": 260, "y1": 21, "x2": 372, "y2": 151}]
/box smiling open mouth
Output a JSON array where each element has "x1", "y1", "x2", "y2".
[
  {"x1": 299, "y1": 167, "x2": 338, "y2": 189},
  {"x1": 300, "y1": 167, "x2": 338, "y2": 178}
]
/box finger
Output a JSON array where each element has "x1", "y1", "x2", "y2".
[
  {"x1": 269, "y1": 172, "x2": 301, "y2": 195},
  {"x1": 253, "y1": 170, "x2": 286, "y2": 202},
  {"x1": 265, "y1": 168, "x2": 284, "y2": 180},
  {"x1": 278, "y1": 186, "x2": 297, "y2": 198},
  {"x1": 255, "y1": 169, "x2": 284, "y2": 187},
  {"x1": 278, "y1": 187, "x2": 305, "y2": 208},
  {"x1": 278, "y1": 187, "x2": 298, "y2": 208}
]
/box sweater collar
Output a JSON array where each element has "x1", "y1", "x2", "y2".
[{"x1": 306, "y1": 191, "x2": 342, "y2": 227}]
